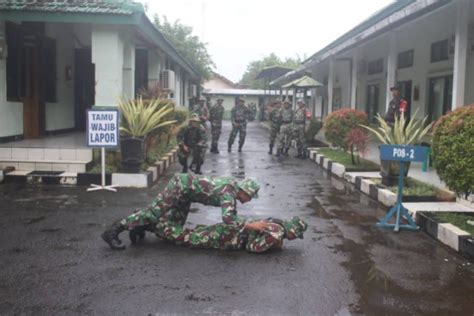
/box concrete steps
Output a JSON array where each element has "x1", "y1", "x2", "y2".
[{"x1": 0, "y1": 147, "x2": 93, "y2": 173}]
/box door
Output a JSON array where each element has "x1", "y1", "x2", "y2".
[
  {"x1": 397, "y1": 80, "x2": 412, "y2": 120},
  {"x1": 428, "y1": 76, "x2": 452, "y2": 122},
  {"x1": 22, "y1": 32, "x2": 45, "y2": 138},
  {"x1": 74, "y1": 49, "x2": 95, "y2": 131},
  {"x1": 366, "y1": 84, "x2": 380, "y2": 123}
]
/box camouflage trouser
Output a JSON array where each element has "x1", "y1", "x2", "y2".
[
  {"x1": 293, "y1": 124, "x2": 307, "y2": 153},
  {"x1": 269, "y1": 125, "x2": 280, "y2": 147},
  {"x1": 277, "y1": 123, "x2": 292, "y2": 151},
  {"x1": 210, "y1": 123, "x2": 222, "y2": 148},
  {"x1": 178, "y1": 146, "x2": 205, "y2": 170},
  {"x1": 228, "y1": 124, "x2": 247, "y2": 147},
  {"x1": 119, "y1": 175, "x2": 191, "y2": 230},
  {"x1": 156, "y1": 221, "x2": 285, "y2": 253}
]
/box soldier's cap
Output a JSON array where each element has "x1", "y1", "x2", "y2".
[
  {"x1": 217, "y1": 96, "x2": 224, "y2": 101},
  {"x1": 390, "y1": 85, "x2": 400, "y2": 91},
  {"x1": 283, "y1": 100, "x2": 291, "y2": 104},
  {"x1": 297, "y1": 98, "x2": 305, "y2": 104},
  {"x1": 273, "y1": 99, "x2": 282, "y2": 104},
  {"x1": 236, "y1": 178, "x2": 260, "y2": 198},
  {"x1": 282, "y1": 216, "x2": 308, "y2": 239},
  {"x1": 189, "y1": 113, "x2": 200, "y2": 122},
  {"x1": 199, "y1": 96, "x2": 206, "y2": 101}
]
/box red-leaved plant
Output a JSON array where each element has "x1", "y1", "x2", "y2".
[{"x1": 345, "y1": 128, "x2": 369, "y2": 165}]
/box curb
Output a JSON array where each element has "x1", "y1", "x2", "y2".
[
  {"x1": 308, "y1": 148, "x2": 473, "y2": 258},
  {"x1": 1, "y1": 146, "x2": 179, "y2": 189},
  {"x1": 417, "y1": 212, "x2": 474, "y2": 258}
]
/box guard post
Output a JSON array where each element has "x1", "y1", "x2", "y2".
[
  {"x1": 86, "y1": 108, "x2": 120, "y2": 192},
  {"x1": 377, "y1": 144, "x2": 429, "y2": 232}
]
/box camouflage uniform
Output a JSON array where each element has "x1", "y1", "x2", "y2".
[
  {"x1": 228, "y1": 104, "x2": 248, "y2": 152},
  {"x1": 209, "y1": 102, "x2": 224, "y2": 153},
  {"x1": 293, "y1": 106, "x2": 308, "y2": 158},
  {"x1": 156, "y1": 216, "x2": 308, "y2": 253},
  {"x1": 192, "y1": 103, "x2": 209, "y2": 127},
  {"x1": 102, "y1": 174, "x2": 261, "y2": 250},
  {"x1": 277, "y1": 106, "x2": 293, "y2": 156},
  {"x1": 177, "y1": 118, "x2": 207, "y2": 174},
  {"x1": 268, "y1": 105, "x2": 281, "y2": 154},
  {"x1": 119, "y1": 174, "x2": 258, "y2": 230}
]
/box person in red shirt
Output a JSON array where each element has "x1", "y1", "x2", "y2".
[{"x1": 385, "y1": 86, "x2": 409, "y2": 125}]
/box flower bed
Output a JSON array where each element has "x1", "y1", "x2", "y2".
[
  {"x1": 317, "y1": 148, "x2": 379, "y2": 171},
  {"x1": 430, "y1": 212, "x2": 474, "y2": 236}
]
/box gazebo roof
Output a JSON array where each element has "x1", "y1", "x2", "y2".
[{"x1": 282, "y1": 75, "x2": 323, "y2": 89}]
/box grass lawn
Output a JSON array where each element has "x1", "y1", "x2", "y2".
[
  {"x1": 317, "y1": 148, "x2": 379, "y2": 171},
  {"x1": 431, "y1": 212, "x2": 474, "y2": 235},
  {"x1": 372, "y1": 178, "x2": 438, "y2": 196}
]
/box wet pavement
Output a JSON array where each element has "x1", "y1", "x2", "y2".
[{"x1": 0, "y1": 121, "x2": 473, "y2": 315}]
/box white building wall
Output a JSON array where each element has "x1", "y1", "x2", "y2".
[
  {"x1": 92, "y1": 25, "x2": 124, "y2": 107},
  {"x1": 44, "y1": 23, "x2": 75, "y2": 132}
]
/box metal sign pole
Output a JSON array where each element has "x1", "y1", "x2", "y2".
[{"x1": 87, "y1": 147, "x2": 118, "y2": 192}]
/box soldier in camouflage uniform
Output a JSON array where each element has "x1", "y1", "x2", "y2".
[
  {"x1": 228, "y1": 97, "x2": 249, "y2": 153},
  {"x1": 276, "y1": 100, "x2": 294, "y2": 157},
  {"x1": 268, "y1": 99, "x2": 282, "y2": 155},
  {"x1": 209, "y1": 97, "x2": 225, "y2": 153},
  {"x1": 101, "y1": 173, "x2": 260, "y2": 250},
  {"x1": 192, "y1": 96, "x2": 209, "y2": 127},
  {"x1": 156, "y1": 216, "x2": 307, "y2": 253},
  {"x1": 293, "y1": 98, "x2": 309, "y2": 159},
  {"x1": 176, "y1": 114, "x2": 207, "y2": 174}
]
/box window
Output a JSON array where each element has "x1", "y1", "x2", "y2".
[
  {"x1": 367, "y1": 58, "x2": 383, "y2": 75},
  {"x1": 6, "y1": 22, "x2": 23, "y2": 101},
  {"x1": 431, "y1": 39, "x2": 449, "y2": 62},
  {"x1": 397, "y1": 49, "x2": 414, "y2": 69}
]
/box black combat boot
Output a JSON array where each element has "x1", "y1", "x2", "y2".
[
  {"x1": 238, "y1": 144, "x2": 243, "y2": 152},
  {"x1": 294, "y1": 149, "x2": 302, "y2": 158},
  {"x1": 215, "y1": 146, "x2": 220, "y2": 154},
  {"x1": 102, "y1": 221, "x2": 126, "y2": 250},
  {"x1": 228, "y1": 144, "x2": 232, "y2": 153},
  {"x1": 275, "y1": 149, "x2": 281, "y2": 157},
  {"x1": 195, "y1": 164, "x2": 202, "y2": 175},
  {"x1": 182, "y1": 164, "x2": 188, "y2": 173},
  {"x1": 268, "y1": 145, "x2": 273, "y2": 155},
  {"x1": 283, "y1": 148, "x2": 289, "y2": 157}
]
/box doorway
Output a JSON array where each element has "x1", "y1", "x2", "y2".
[
  {"x1": 74, "y1": 49, "x2": 95, "y2": 131},
  {"x1": 428, "y1": 75, "x2": 452, "y2": 122},
  {"x1": 366, "y1": 84, "x2": 380, "y2": 123},
  {"x1": 397, "y1": 80, "x2": 412, "y2": 120}
]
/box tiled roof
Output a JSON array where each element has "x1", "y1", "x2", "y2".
[{"x1": 0, "y1": 0, "x2": 140, "y2": 15}]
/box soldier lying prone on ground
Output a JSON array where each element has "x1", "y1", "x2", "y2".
[{"x1": 153, "y1": 216, "x2": 308, "y2": 253}]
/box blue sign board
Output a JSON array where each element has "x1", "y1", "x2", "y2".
[
  {"x1": 380, "y1": 145, "x2": 428, "y2": 162},
  {"x1": 87, "y1": 109, "x2": 120, "y2": 148}
]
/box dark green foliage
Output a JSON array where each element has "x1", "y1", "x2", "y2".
[
  {"x1": 305, "y1": 118, "x2": 323, "y2": 143},
  {"x1": 174, "y1": 108, "x2": 189, "y2": 125},
  {"x1": 432, "y1": 105, "x2": 474, "y2": 198}
]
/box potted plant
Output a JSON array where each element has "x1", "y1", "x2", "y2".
[
  {"x1": 119, "y1": 97, "x2": 176, "y2": 173},
  {"x1": 361, "y1": 110, "x2": 433, "y2": 186}
]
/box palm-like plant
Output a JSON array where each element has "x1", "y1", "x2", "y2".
[
  {"x1": 119, "y1": 97, "x2": 177, "y2": 137},
  {"x1": 360, "y1": 110, "x2": 433, "y2": 145}
]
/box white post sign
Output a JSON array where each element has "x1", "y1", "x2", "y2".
[{"x1": 86, "y1": 109, "x2": 120, "y2": 192}]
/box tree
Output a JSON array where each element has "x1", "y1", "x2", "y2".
[
  {"x1": 154, "y1": 15, "x2": 214, "y2": 81},
  {"x1": 239, "y1": 53, "x2": 303, "y2": 89}
]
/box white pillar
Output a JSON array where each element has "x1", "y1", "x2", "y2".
[
  {"x1": 92, "y1": 25, "x2": 124, "y2": 107},
  {"x1": 386, "y1": 31, "x2": 397, "y2": 111},
  {"x1": 350, "y1": 52, "x2": 358, "y2": 109},
  {"x1": 327, "y1": 58, "x2": 335, "y2": 114},
  {"x1": 452, "y1": 0, "x2": 469, "y2": 109},
  {"x1": 122, "y1": 38, "x2": 135, "y2": 100}
]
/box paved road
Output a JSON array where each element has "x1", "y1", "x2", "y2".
[{"x1": 0, "y1": 121, "x2": 473, "y2": 315}]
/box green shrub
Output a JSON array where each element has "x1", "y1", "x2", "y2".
[
  {"x1": 174, "y1": 107, "x2": 189, "y2": 125},
  {"x1": 305, "y1": 118, "x2": 323, "y2": 143},
  {"x1": 324, "y1": 108, "x2": 368, "y2": 149},
  {"x1": 432, "y1": 105, "x2": 474, "y2": 198}
]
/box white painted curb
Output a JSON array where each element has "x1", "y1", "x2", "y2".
[{"x1": 437, "y1": 223, "x2": 470, "y2": 251}]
